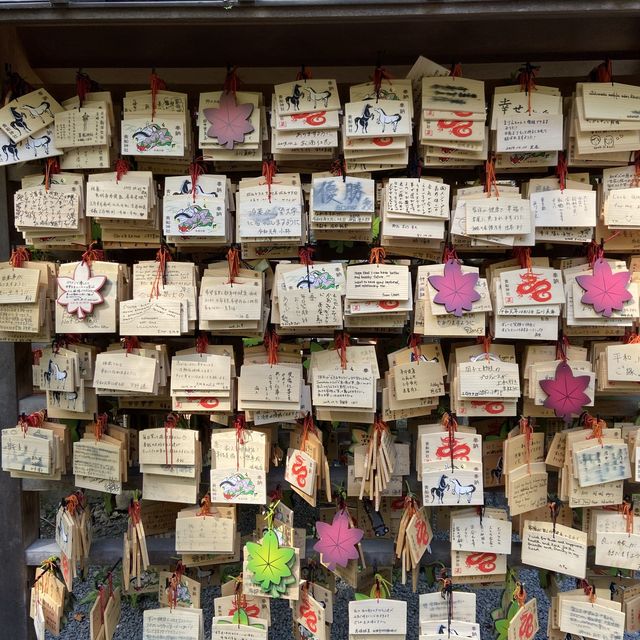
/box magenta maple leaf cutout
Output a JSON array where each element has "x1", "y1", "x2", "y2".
[
  {"x1": 428, "y1": 259, "x2": 481, "y2": 317},
  {"x1": 57, "y1": 261, "x2": 107, "y2": 320},
  {"x1": 313, "y1": 510, "x2": 363, "y2": 571},
  {"x1": 539, "y1": 360, "x2": 591, "y2": 422},
  {"x1": 575, "y1": 258, "x2": 632, "y2": 317},
  {"x1": 203, "y1": 92, "x2": 255, "y2": 150}
]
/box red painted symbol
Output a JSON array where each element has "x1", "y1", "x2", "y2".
[
  {"x1": 436, "y1": 436, "x2": 471, "y2": 460},
  {"x1": 292, "y1": 454, "x2": 308, "y2": 488},
  {"x1": 464, "y1": 552, "x2": 497, "y2": 573},
  {"x1": 415, "y1": 519, "x2": 430, "y2": 546},
  {"x1": 378, "y1": 300, "x2": 400, "y2": 310},
  {"x1": 373, "y1": 137, "x2": 393, "y2": 147},
  {"x1": 229, "y1": 603, "x2": 260, "y2": 618},
  {"x1": 299, "y1": 601, "x2": 318, "y2": 632},
  {"x1": 291, "y1": 111, "x2": 327, "y2": 126},
  {"x1": 437, "y1": 119, "x2": 473, "y2": 138},
  {"x1": 518, "y1": 611, "x2": 534, "y2": 639},
  {"x1": 198, "y1": 398, "x2": 219, "y2": 409},
  {"x1": 516, "y1": 272, "x2": 552, "y2": 302},
  {"x1": 470, "y1": 400, "x2": 505, "y2": 415}
]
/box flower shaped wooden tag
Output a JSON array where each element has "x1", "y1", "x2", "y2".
[{"x1": 56, "y1": 261, "x2": 107, "y2": 320}]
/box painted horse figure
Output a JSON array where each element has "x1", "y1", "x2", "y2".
[
  {"x1": 285, "y1": 84, "x2": 304, "y2": 110},
  {"x1": 23, "y1": 101, "x2": 54, "y2": 122},
  {"x1": 448, "y1": 478, "x2": 476, "y2": 504},
  {"x1": 354, "y1": 103, "x2": 373, "y2": 134},
  {"x1": 25, "y1": 134, "x2": 51, "y2": 157},
  {"x1": 9, "y1": 107, "x2": 30, "y2": 136},
  {"x1": 491, "y1": 456, "x2": 504, "y2": 484},
  {"x1": 372, "y1": 107, "x2": 402, "y2": 133},
  {"x1": 305, "y1": 86, "x2": 332, "y2": 109},
  {"x1": 430, "y1": 474, "x2": 448, "y2": 504},
  {"x1": 1, "y1": 140, "x2": 19, "y2": 162}
]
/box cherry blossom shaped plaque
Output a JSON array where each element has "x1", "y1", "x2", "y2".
[
  {"x1": 428, "y1": 259, "x2": 481, "y2": 317},
  {"x1": 575, "y1": 258, "x2": 632, "y2": 317},
  {"x1": 57, "y1": 261, "x2": 107, "y2": 320}
]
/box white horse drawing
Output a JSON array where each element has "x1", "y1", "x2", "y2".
[
  {"x1": 448, "y1": 478, "x2": 476, "y2": 504},
  {"x1": 25, "y1": 134, "x2": 51, "y2": 157},
  {"x1": 373, "y1": 107, "x2": 402, "y2": 133},
  {"x1": 305, "y1": 87, "x2": 332, "y2": 109},
  {"x1": 23, "y1": 101, "x2": 54, "y2": 122}
]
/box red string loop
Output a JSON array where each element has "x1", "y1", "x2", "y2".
[
  {"x1": 9, "y1": 246, "x2": 30, "y2": 268},
  {"x1": 262, "y1": 158, "x2": 277, "y2": 203},
  {"x1": 150, "y1": 245, "x2": 172, "y2": 299},
  {"x1": 189, "y1": 158, "x2": 205, "y2": 203},
  {"x1": 556, "y1": 151, "x2": 568, "y2": 191},
  {"x1": 44, "y1": 158, "x2": 60, "y2": 192},
  {"x1": 484, "y1": 157, "x2": 499, "y2": 198},
  {"x1": 224, "y1": 66, "x2": 239, "y2": 96},
  {"x1": 264, "y1": 329, "x2": 280, "y2": 366},
  {"x1": 115, "y1": 158, "x2": 130, "y2": 183},
  {"x1": 196, "y1": 332, "x2": 209, "y2": 354},
  {"x1": 369, "y1": 247, "x2": 386, "y2": 264},
  {"x1": 372, "y1": 66, "x2": 393, "y2": 100},
  {"x1": 334, "y1": 331, "x2": 350, "y2": 369},
  {"x1": 150, "y1": 70, "x2": 167, "y2": 121}
]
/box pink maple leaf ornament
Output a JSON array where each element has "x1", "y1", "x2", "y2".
[
  {"x1": 575, "y1": 258, "x2": 632, "y2": 318},
  {"x1": 539, "y1": 360, "x2": 591, "y2": 422},
  {"x1": 313, "y1": 510, "x2": 364, "y2": 571},
  {"x1": 428, "y1": 259, "x2": 481, "y2": 317},
  {"x1": 203, "y1": 92, "x2": 255, "y2": 150},
  {"x1": 57, "y1": 261, "x2": 107, "y2": 320}
]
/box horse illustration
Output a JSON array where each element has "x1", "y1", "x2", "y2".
[
  {"x1": 132, "y1": 123, "x2": 173, "y2": 151},
  {"x1": 305, "y1": 86, "x2": 332, "y2": 109},
  {"x1": 437, "y1": 625, "x2": 459, "y2": 635},
  {"x1": 23, "y1": 101, "x2": 54, "y2": 122},
  {"x1": 373, "y1": 107, "x2": 402, "y2": 133},
  {"x1": 51, "y1": 390, "x2": 78, "y2": 408},
  {"x1": 430, "y1": 474, "x2": 448, "y2": 504},
  {"x1": 354, "y1": 103, "x2": 373, "y2": 134},
  {"x1": 296, "y1": 269, "x2": 336, "y2": 290},
  {"x1": 362, "y1": 88, "x2": 399, "y2": 101},
  {"x1": 43, "y1": 359, "x2": 67, "y2": 385},
  {"x1": 285, "y1": 84, "x2": 304, "y2": 110},
  {"x1": 175, "y1": 179, "x2": 217, "y2": 196},
  {"x1": 1, "y1": 140, "x2": 19, "y2": 162},
  {"x1": 491, "y1": 456, "x2": 503, "y2": 484},
  {"x1": 9, "y1": 107, "x2": 30, "y2": 136},
  {"x1": 25, "y1": 134, "x2": 51, "y2": 157},
  {"x1": 448, "y1": 478, "x2": 476, "y2": 504},
  {"x1": 174, "y1": 204, "x2": 215, "y2": 233}
]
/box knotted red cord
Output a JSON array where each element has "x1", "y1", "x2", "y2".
[
  {"x1": 189, "y1": 158, "x2": 205, "y2": 203},
  {"x1": 9, "y1": 246, "x2": 30, "y2": 268},
  {"x1": 150, "y1": 245, "x2": 172, "y2": 299},
  {"x1": 81, "y1": 241, "x2": 104, "y2": 266},
  {"x1": 556, "y1": 151, "x2": 568, "y2": 191},
  {"x1": 262, "y1": 158, "x2": 277, "y2": 203},
  {"x1": 369, "y1": 247, "x2": 386, "y2": 264},
  {"x1": 115, "y1": 158, "x2": 130, "y2": 183},
  {"x1": 408, "y1": 333, "x2": 422, "y2": 360},
  {"x1": 485, "y1": 157, "x2": 499, "y2": 198},
  {"x1": 372, "y1": 65, "x2": 393, "y2": 101},
  {"x1": 226, "y1": 246, "x2": 240, "y2": 284},
  {"x1": 44, "y1": 158, "x2": 60, "y2": 192},
  {"x1": 264, "y1": 329, "x2": 280, "y2": 365},
  {"x1": 234, "y1": 414, "x2": 247, "y2": 471},
  {"x1": 150, "y1": 70, "x2": 167, "y2": 121},
  {"x1": 334, "y1": 331, "x2": 350, "y2": 369}
]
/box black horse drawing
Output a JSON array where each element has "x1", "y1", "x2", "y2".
[
  {"x1": 285, "y1": 84, "x2": 304, "y2": 110},
  {"x1": 9, "y1": 107, "x2": 30, "y2": 136},
  {"x1": 491, "y1": 456, "x2": 503, "y2": 483},
  {"x1": 1, "y1": 140, "x2": 19, "y2": 162},
  {"x1": 354, "y1": 103, "x2": 373, "y2": 134},
  {"x1": 430, "y1": 474, "x2": 448, "y2": 504}
]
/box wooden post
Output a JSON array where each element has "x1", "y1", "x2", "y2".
[{"x1": 0, "y1": 166, "x2": 39, "y2": 640}]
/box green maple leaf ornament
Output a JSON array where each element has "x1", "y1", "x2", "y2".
[{"x1": 246, "y1": 530, "x2": 295, "y2": 594}]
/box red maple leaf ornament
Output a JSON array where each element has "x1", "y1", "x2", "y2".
[
  {"x1": 575, "y1": 258, "x2": 632, "y2": 317},
  {"x1": 539, "y1": 360, "x2": 591, "y2": 422},
  {"x1": 203, "y1": 92, "x2": 255, "y2": 150},
  {"x1": 428, "y1": 259, "x2": 481, "y2": 317}
]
